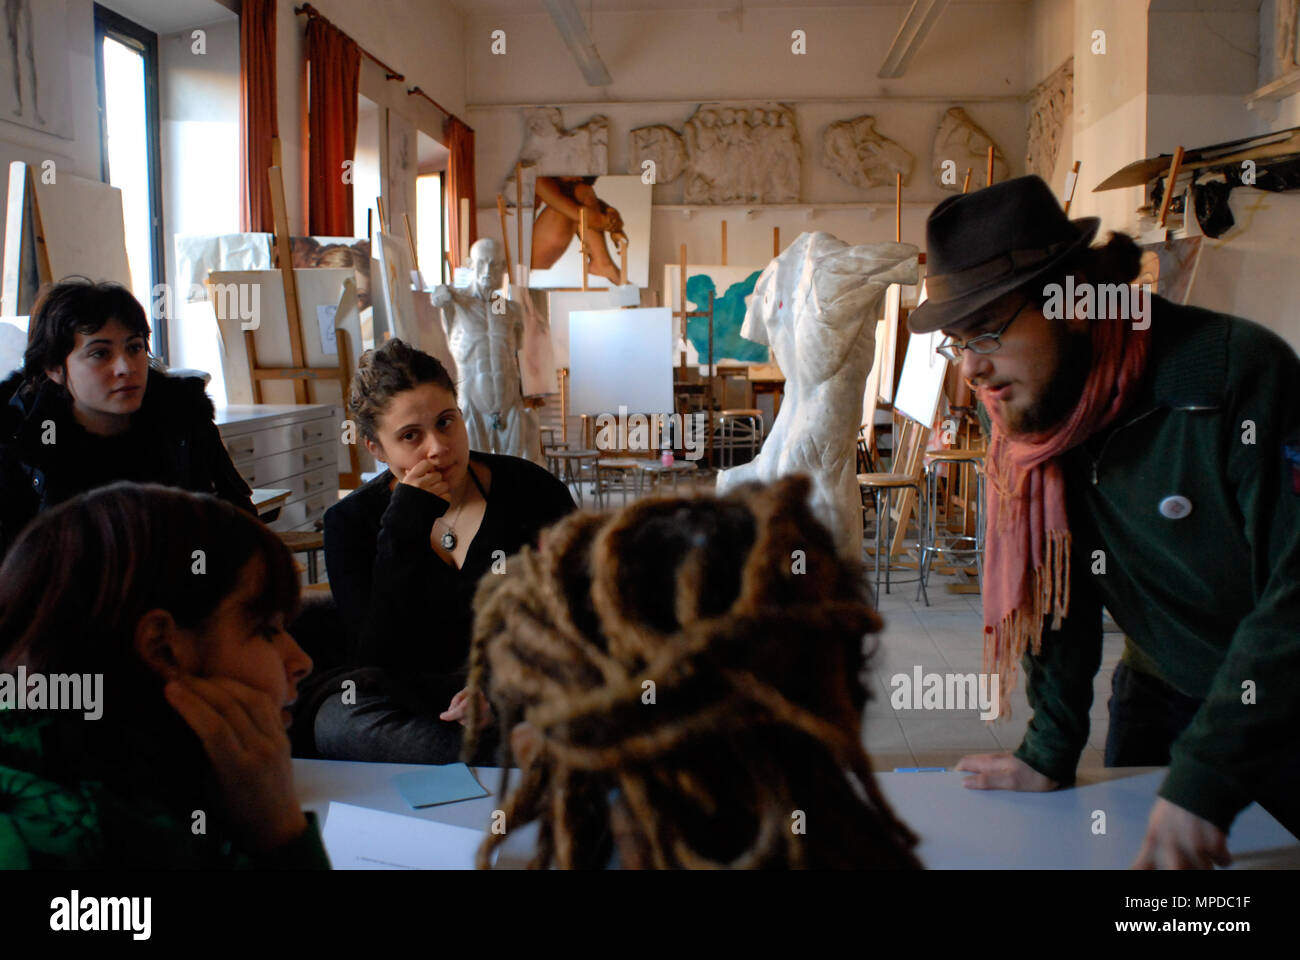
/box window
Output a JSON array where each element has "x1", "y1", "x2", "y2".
[
  {"x1": 417, "y1": 172, "x2": 443, "y2": 286},
  {"x1": 94, "y1": 4, "x2": 166, "y2": 360}
]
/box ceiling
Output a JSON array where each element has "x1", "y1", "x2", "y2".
[
  {"x1": 453, "y1": 0, "x2": 1029, "y2": 12},
  {"x1": 96, "y1": 0, "x2": 236, "y2": 36}
]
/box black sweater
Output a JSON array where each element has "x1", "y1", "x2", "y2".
[
  {"x1": 0, "y1": 368, "x2": 254, "y2": 559},
  {"x1": 323, "y1": 451, "x2": 576, "y2": 676}
]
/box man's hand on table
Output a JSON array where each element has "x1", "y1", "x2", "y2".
[
  {"x1": 1132, "y1": 798, "x2": 1231, "y2": 870},
  {"x1": 956, "y1": 752, "x2": 1060, "y2": 791}
]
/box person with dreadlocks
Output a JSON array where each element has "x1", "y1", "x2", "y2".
[
  {"x1": 908, "y1": 176, "x2": 1300, "y2": 868},
  {"x1": 460, "y1": 474, "x2": 922, "y2": 869}
]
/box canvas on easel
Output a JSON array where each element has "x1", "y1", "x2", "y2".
[
  {"x1": 207, "y1": 268, "x2": 366, "y2": 482},
  {"x1": 2, "y1": 161, "x2": 131, "y2": 315}
]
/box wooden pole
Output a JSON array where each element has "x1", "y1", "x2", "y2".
[
  {"x1": 496, "y1": 193, "x2": 512, "y2": 276},
  {"x1": 1062, "y1": 160, "x2": 1082, "y2": 215},
  {"x1": 514, "y1": 163, "x2": 524, "y2": 277},
  {"x1": 962, "y1": 168, "x2": 973, "y2": 193},
  {"x1": 402, "y1": 212, "x2": 420, "y2": 275},
  {"x1": 459, "y1": 197, "x2": 469, "y2": 264},
  {"x1": 894, "y1": 173, "x2": 902, "y2": 243},
  {"x1": 618, "y1": 237, "x2": 627, "y2": 286},
  {"x1": 772, "y1": 227, "x2": 780, "y2": 258},
  {"x1": 1158, "y1": 147, "x2": 1184, "y2": 229},
  {"x1": 268, "y1": 164, "x2": 308, "y2": 403},
  {"x1": 376, "y1": 196, "x2": 387, "y2": 235},
  {"x1": 580, "y1": 207, "x2": 588, "y2": 291},
  {"x1": 720, "y1": 219, "x2": 728, "y2": 266},
  {"x1": 986, "y1": 146, "x2": 995, "y2": 187},
  {"x1": 678, "y1": 242, "x2": 688, "y2": 352}
]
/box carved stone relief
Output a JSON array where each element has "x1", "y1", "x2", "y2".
[
  {"x1": 821, "y1": 115, "x2": 914, "y2": 189},
  {"x1": 932, "y1": 107, "x2": 1009, "y2": 191},
  {"x1": 628, "y1": 124, "x2": 687, "y2": 183},
  {"x1": 1026, "y1": 57, "x2": 1073, "y2": 180},
  {"x1": 682, "y1": 103, "x2": 801, "y2": 204},
  {"x1": 505, "y1": 108, "x2": 608, "y2": 198},
  {"x1": 1279, "y1": 0, "x2": 1300, "y2": 75}
]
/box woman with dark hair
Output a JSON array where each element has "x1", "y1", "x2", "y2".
[
  {"x1": 0, "y1": 483, "x2": 325, "y2": 869},
  {"x1": 0, "y1": 278, "x2": 254, "y2": 559},
  {"x1": 304, "y1": 338, "x2": 575, "y2": 765}
]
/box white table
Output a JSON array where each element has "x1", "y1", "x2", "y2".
[{"x1": 293, "y1": 759, "x2": 1299, "y2": 869}]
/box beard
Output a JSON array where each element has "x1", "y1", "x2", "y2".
[{"x1": 1004, "y1": 325, "x2": 1093, "y2": 436}]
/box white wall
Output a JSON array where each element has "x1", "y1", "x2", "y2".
[
  {"x1": 1068, "y1": 0, "x2": 1149, "y2": 235},
  {"x1": 467, "y1": 2, "x2": 1034, "y2": 290},
  {"x1": 159, "y1": 16, "x2": 240, "y2": 391},
  {"x1": 0, "y1": 0, "x2": 104, "y2": 270},
  {"x1": 273, "y1": 0, "x2": 466, "y2": 234}
]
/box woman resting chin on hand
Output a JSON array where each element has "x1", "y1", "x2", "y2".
[{"x1": 0, "y1": 483, "x2": 326, "y2": 870}]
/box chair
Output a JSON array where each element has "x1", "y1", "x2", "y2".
[
  {"x1": 550, "y1": 448, "x2": 601, "y2": 507},
  {"x1": 917, "y1": 449, "x2": 987, "y2": 599},
  {"x1": 278, "y1": 530, "x2": 325, "y2": 584},
  {"x1": 712, "y1": 408, "x2": 765, "y2": 468}
]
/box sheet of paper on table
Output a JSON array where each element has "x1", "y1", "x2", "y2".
[{"x1": 321, "y1": 802, "x2": 487, "y2": 870}]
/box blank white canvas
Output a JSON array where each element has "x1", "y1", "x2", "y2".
[
  {"x1": 894, "y1": 330, "x2": 949, "y2": 426},
  {"x1": 569, "y1": 307, "x2": 673, "y2": 415},
  {"x1": 546, "y1": 288, "x2": 629, "y2": 369}
]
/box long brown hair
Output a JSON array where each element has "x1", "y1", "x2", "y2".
[
  {"x1": 463, "y1": 475, "x2": 921, "y2": 869},
  {"x1": 0, "y1": 482, "x2": 299, "y2": 708}
]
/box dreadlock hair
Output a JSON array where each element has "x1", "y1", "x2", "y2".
[{"x1": 462, "y1": 474, "x2": 921, "y2": 870}]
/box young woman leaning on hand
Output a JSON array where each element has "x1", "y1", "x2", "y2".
[{"x1": 0, "y1": 483, "x2": 326, "y2": 869}]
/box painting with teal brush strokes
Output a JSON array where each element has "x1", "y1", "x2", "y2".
[{"x1": 678, "y1": 269, "x2": 769, "y2": 364}]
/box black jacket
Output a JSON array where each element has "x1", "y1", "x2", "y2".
[
  {"x1": 323, "y1": 451, "x2": 577, "y2": 676},
  {"x1": 0, "y1": 368, "x2": 255, "y2": 558}
]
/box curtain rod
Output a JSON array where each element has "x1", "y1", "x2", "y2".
[
  {"x1": 408, "y1": 87, "x2": 473, "y2": 134},
  {"x1": 294, "y1": 3, "x2": 404, "y2": 82}
]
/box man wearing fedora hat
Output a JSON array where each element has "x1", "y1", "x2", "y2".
[{"x1": 910, "y1": 175, "x2": 1300, "y2": 868}]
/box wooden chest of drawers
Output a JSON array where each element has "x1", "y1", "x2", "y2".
[{"x1": 216, "y1": 404, "x2": 342, "y2": 533}]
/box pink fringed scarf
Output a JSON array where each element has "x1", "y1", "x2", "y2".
[{"x1": 980, "y1": 315, "x2": 1151, "y2": 716}]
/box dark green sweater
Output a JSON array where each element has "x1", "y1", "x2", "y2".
[
  {"x1": 1013, "y1": 297, "x2": 1300, "y2": 832},
  {"x1": 0, "y1": 710, "x2": 329, "y2": 869}
]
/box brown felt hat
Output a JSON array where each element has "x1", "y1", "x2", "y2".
[{"x1": 908, "y1": 175, "x2": 1100, "y2": 334}]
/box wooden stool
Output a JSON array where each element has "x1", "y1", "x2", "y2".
[
  {"x1": 858, "y1": 472, "x2": 926, "y2": 604},
  {"x1": 595, "y1": 457, "x2": 644, "y2": 509},
  {"x1": 918, "y1": 449, "x2": 986, "y2": 601},
  {"x1": 278, "y1": 530, "x2": 325, "y2": 584}
]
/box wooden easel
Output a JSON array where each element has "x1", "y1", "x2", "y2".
[
  {"x1": 231, "y1": 154, "x2": 361, "y2": 488},
  {"x1": 671, "y1": 243, "x2": 717, "y2": 464}
]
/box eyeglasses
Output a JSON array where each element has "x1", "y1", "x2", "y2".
[{"x1": 936, "y1": 297, "x2": 1031, "y2": 362}]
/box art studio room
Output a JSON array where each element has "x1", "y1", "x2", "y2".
[{"x1": 0, "y1": 0, "x2": 1298, "y2": 936}]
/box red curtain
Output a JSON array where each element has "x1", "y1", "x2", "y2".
[
  {"x1": 444, "y1": 116, "x2": 477, "y2": 271},
  {"x1": 238, "y1": 0, "x2": 278, "y2": 232},
  {"x1": 305, "y1": 17, "x2": 359, "y2": 236}
]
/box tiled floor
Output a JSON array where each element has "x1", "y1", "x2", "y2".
[{"x1": 862, "y1": 567, "x2": 1124, "y2": 773}]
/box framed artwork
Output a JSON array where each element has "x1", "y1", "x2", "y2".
[
  {"x1": 662, "y1": 263, "x2": 769, "y2": 365},
  {"x1": 528, "y1": 174, "x2": 651, "y2": 288},
  {"x1": 0, "y1": 0, "x2": 71, "y2": 139}
]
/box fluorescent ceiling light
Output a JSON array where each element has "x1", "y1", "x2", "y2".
[{"x1": 543, "y1": 0, "x2": 613, "y2": 87}]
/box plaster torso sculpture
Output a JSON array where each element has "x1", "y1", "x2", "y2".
[
  {"x1": 432, "y1": 239, "x2": 542, "y2": 466},
  {"x1": 716, "y1": 233, "x2": 919, "y2": 559}
]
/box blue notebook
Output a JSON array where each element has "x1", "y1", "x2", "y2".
[{"x1": 392, "y1": 763, "x2": 490, "y2": 809}]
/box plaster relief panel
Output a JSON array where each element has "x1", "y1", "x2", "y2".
[
  {"x1": 682, "y1": 103, "x2": 801, "y2": 204},
  {"x1": 1026, "y1": 58, "x2": 1073, "y2": 180},
  {"x1": 821, "y1": 115, "x2": 914, "y2": 190},
  {"x1": 932, "y1": 106, "x2": 1009, "y2": 191},
  {"x1": 628, "y1": 124, "x2": 687, "y2": 184}
]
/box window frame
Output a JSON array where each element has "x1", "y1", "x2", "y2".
[{"x1": 93, "y1": 3, "x2": 168, "y2": 362}]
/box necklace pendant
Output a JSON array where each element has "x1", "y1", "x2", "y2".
[{"x1": 441, "y1": 531, "x2": 457, "y2": 551}]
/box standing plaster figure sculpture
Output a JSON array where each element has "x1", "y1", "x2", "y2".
[
  {"x1": 432, "y1": 238, "x2": 543, "y2": 465},
  {"x1": 716, "y1": 232, "x2": 918, "y2": 559}
]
